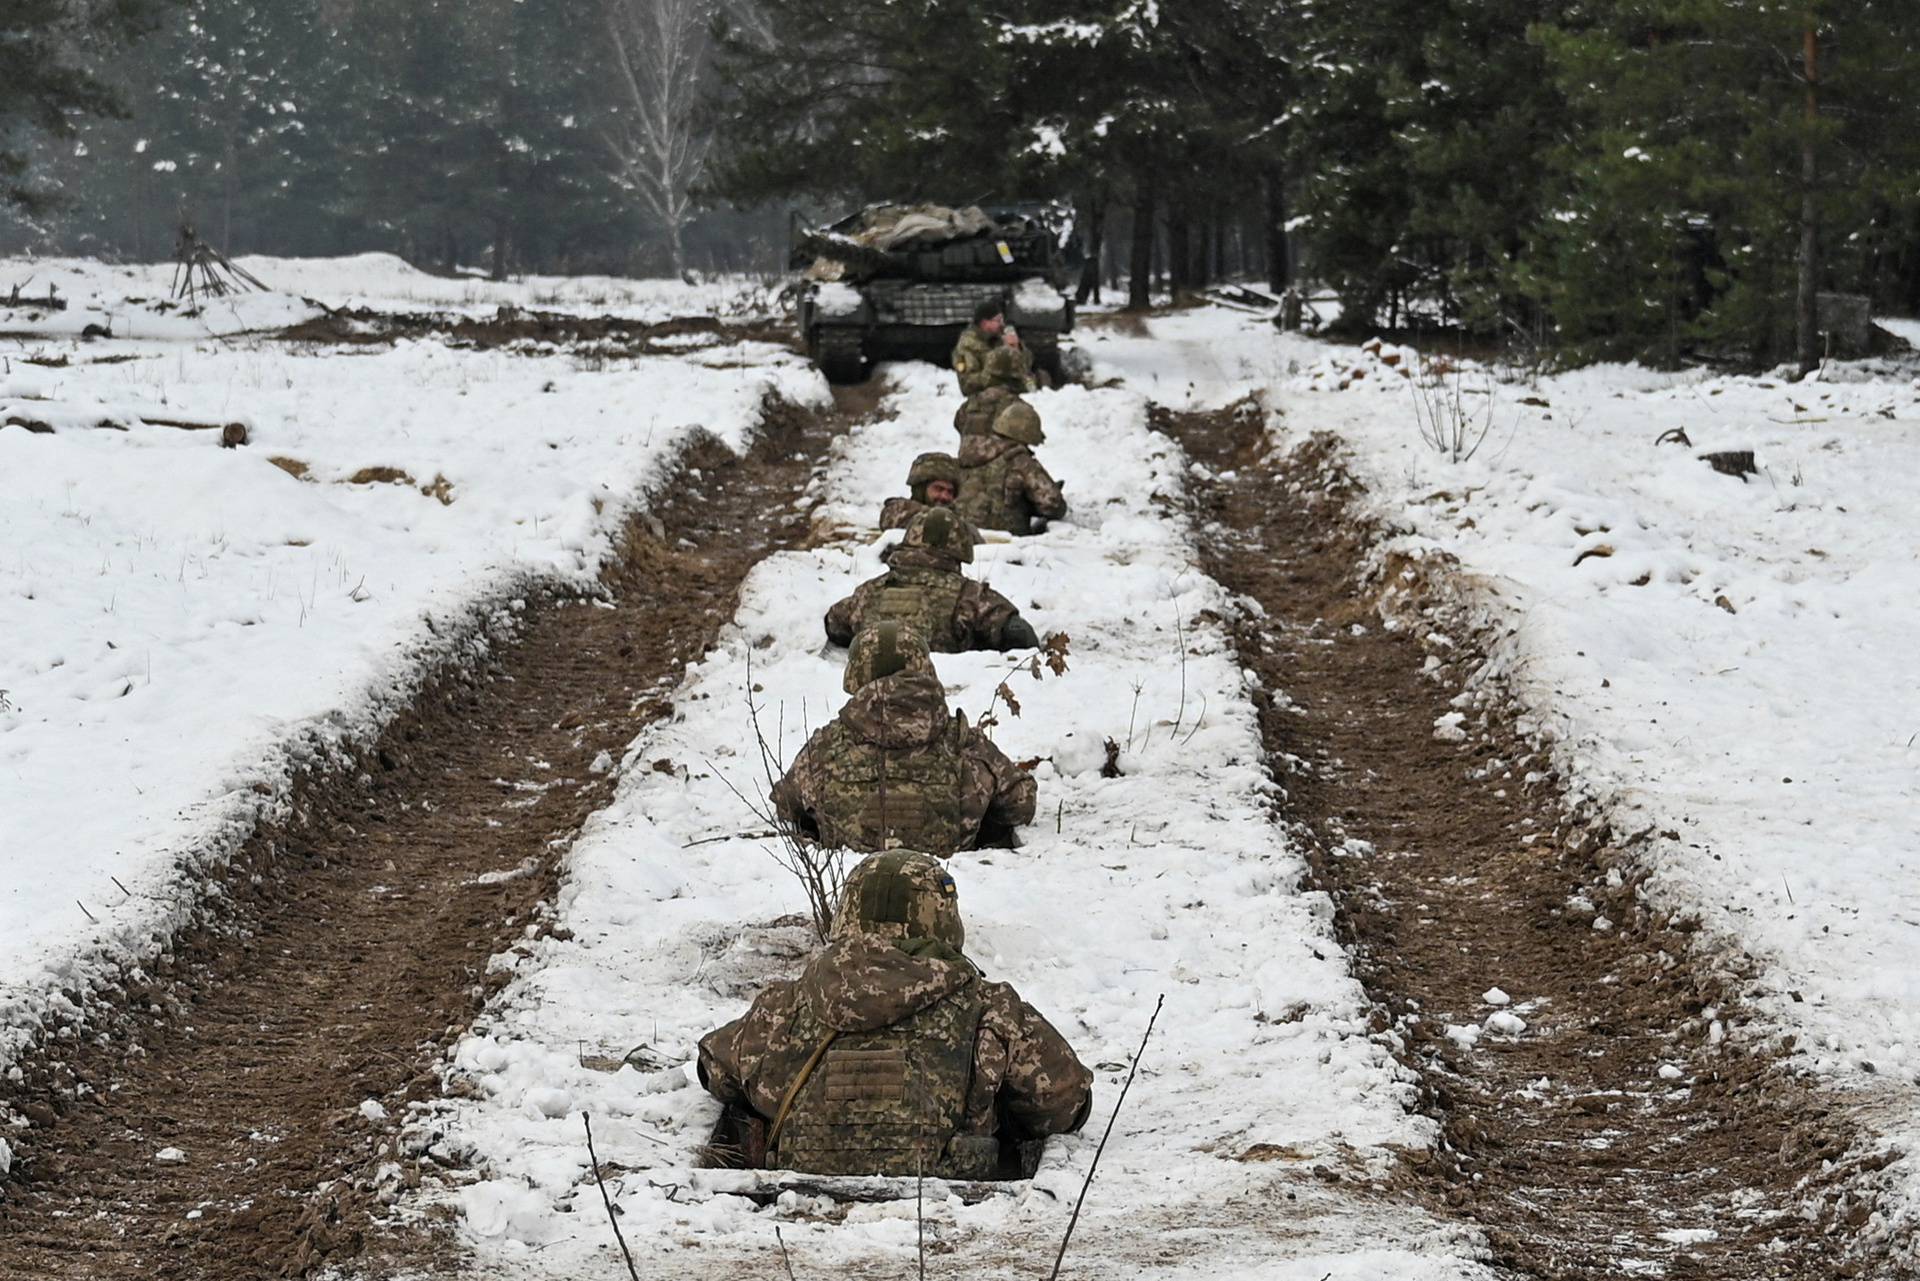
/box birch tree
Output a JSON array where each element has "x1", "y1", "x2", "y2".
[{"x1": 601, "y1": 0, "x2": 719, "y2": 275}]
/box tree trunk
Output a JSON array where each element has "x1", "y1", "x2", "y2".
[
  {"x1": 221, "y1": 132, "x2": 236, "y2": 256},
  {"x1": 1167, "y1": 203, "x2": 1190, "y2": 297},
  {"x1": 1796, "y1": 22, "x2": 1820, "y2": 375},
  {"x1": 1076, "y1": 189, "x2": 1106, "y2": 305},
  {"x1": 1127, "y1": 174, "x2": 1156, "y2": 311},
  {"x1": 1263, "y1": 161, "x2": 1291, "y2": 293}
]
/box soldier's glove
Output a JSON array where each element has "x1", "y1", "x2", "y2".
[{"x1": 1002, "y1": 617, "x2": 1040, "y2": 650}]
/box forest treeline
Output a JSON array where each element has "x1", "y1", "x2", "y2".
[{"x1": 7, "y1": 0, "x2": 1920, "y2": 367}]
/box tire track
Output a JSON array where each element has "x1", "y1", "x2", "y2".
[
  {"x1": 1160, "y1": 404, "x2": 1884, "y2": 1280},
  {"x1": 0, "y1": 384, "x2": 871, "y2": 1280}
]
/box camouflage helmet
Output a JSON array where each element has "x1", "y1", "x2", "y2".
[
  {"x1": 898, "y1": 507, "x2": 973, "y2": 565},
  {"x1": 843, "y1": 620, "x2": 934, "y2": 694},
  {"x1": 992, "y1": 399, "x2": 1044, "y2": 445},
  {"x1": 832, "y1": 850, "x2": 964, "y2": 949},
  {"x1": 906, "y1": 451, "x2": 962, "y2": 502}
]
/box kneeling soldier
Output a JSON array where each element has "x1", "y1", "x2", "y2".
[
  {"x1": 954, "y1": 400, "x2": 1067, "y2": 536},
  {"x1": 878, "y1": 452, "x2": 980, "y2": 541},
  {"x1": 697, "y1": 850, "x2": 1093, "y2": 1178},
  {"x1": 825, "y1": 508, "x2": 1037, "y2": 653},
  {"x1": 774, "y1": 624, "x2": 1036, "y2": 855}
]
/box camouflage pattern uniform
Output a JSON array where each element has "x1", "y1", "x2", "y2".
[
  {"x1": 825, "y1": 510, "x2": 1033, "y2": 653},
  {"x1": 770, "y1": 654, "x2": 1037, "y2": 856},
  {"x1": 953, "y1": 386, "x2": 1019, "y2": 440},
  {"x1": 954, "y1": 433, "x2": 1067, "y2": 537},
  {"x1": 952, "y1": 325, "x2": 1036, "y2": 397},
  {"x1": 697, "y1": 852, "x2": 1093, "y2": 1178},
  {"x1": 877, "y1": 453, "x2": 981, "y2": 540}
]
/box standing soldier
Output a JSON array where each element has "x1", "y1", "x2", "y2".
[
  {"x1": 952, "y1": 299, "x2": 1037, "y2": 397},
  {"x1": 954, "y1": 400, "x2": 1067, "y2": 536},
  {"x1": 773, "y1": 624, "x2": 1037, "y2": 856},
  {"x1": 697, "y1": 850, "x2": 1093, "y2": 1178},
  {"x1": 825, "y1": 509, "x2": 1038, "y2": 653}
]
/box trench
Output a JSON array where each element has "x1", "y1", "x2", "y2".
[
  {"x1": 1159, "y1": 402, "x2": 1884, "y2": 1280},
  {"x1": 0, "y1": 380, "x2": 871, "y2": 1280}
]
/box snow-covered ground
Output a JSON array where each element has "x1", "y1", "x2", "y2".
[
  {"x1": 400, "y1": 363, "x2": 1491, "y2": 1279},
  {"x1": 0, "y1": 253, "x2": 777, "y2": 339},
  {"x1": 1090, "y1": 307, "x2": 1920, "y2": 1249},
  {"x1": 0, "y1": 257, "x2": 821, "y2": 1077}
]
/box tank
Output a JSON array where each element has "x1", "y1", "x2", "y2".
[{"x1": 791, "y1": 201, "x2": 1081, "y2": 384}]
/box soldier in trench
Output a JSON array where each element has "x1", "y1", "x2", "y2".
[
  {"x1": 953, "y1": 399, "x2": 1067, "y2": 537},
  {"x1": 773, "y1": 623, "x2": 1036, "y2": 857},
  {"x1": 697, "y1": 849, "x2": 1092, "y2": 1178},
  {"x1": 824, "y1": 508, "x2": 1038, "y2": 654},
  {"x1": 951, "y1": 298, "x2": 1038, "y2": 398},
  {"x1": 878, "y1": 452, "x2": 981, "y2": 544}
]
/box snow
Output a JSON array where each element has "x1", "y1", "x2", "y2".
[
  {"x1": 399, "y1": 362, "x2": 1492, "y2": 1277},
  {"x1": 0, "y1": 256, "x2": 825, "y2": 1079},
  {"x1": 810, "y1": 281, "x2": 865, "y2": 319},
  {"x1": 1086, "y1": 303, "x2": 1920, "y2": 1261},
  {"x1": 1481, "y1": 988, "x2": 1510, "y2": 1007},
  {"x1": 0, "y1": 254, "x2": 777, "y2": 339}
]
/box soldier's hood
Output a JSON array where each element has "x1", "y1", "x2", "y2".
[
  {"x1": 842, "y1": 670, "x2": 950, "y2": 749},
  {"x1": 958, "y1": 434, "x2": 1023, "y2": 465},
  {"x1": 882, "y1": 545, "x2": 965, "y2": 573},
  {"x1": 879, "y1": 542, "x2": 952, "y2": 571},
  {"x1": 801, "y1": 933, "x2": 977, "y2": 1033}
]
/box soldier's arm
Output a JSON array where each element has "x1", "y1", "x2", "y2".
[
  {"x1": 770, "y1": 735, "x2": 825, "y2": 838},
  {"x1": 968, "y1": 728, "x2": 1038, "y2": 831},
  {"x1": 1016, "y1": 456, "x2": 1069, "y2": 520},
  {"x1": 957, "y1": 580, "x2": 1024, "y2": 650},
  {"x1": 696, "y1": 981, "x2": 797, "y2": 1111},
  {"x1": 978, "y1": 984, "x2": 1094, "y2": 1137},
  {"x1": 878, "y1": 497, "x2": 919, "y2": 531},
  {"x1": 823, "y1": 588, "x2": 859, "y2": 647}
]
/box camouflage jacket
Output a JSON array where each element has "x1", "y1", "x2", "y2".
[
  {"x1": 770, "y1": 669, "x2": 1037, "y2": 855},
  {"x1": 954, "y1": 434, "x2": 1068, "y2": 536},
  {"x1": 953, "y1": 386, "x2": 1018, "y2": 440},
  {"x1": 698, "y1": 933, "x2": 1093, "y2": 1177},
  {"x1": 952, "y1": 326, "x2": 1036, "y2": 398},
  {"x1": 823, "y1": 549, "x2": 1023, "y2": 653}
]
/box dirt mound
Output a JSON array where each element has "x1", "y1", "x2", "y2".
[
  {"x1": 1159, "y1": 403, "x2": 1890, "y2": 1279},
  {"x1": 278, "y1": 305, "x2": 794, "y2": 357},
  {"x1": 0, "y1": 390, "x2": 862, "y2": 1279}
]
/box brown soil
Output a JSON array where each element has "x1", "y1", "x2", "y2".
[
  {"x1": 277, "y1": 306, "x2": 793, "y2": 356},
  {"x1": 0, "y1": 387, "x2": 874, "y2": 1280},
  {"x1": 1160, "y1": 404, "x2": 1888, "y2": 1280}
]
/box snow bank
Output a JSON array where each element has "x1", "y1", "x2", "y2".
[
  {"x1": 400, "y1": 363, "x2": 1490, "y2": 1277},
  {"x1": 1092, "y1": 305, "x2": 1920, "y2": 1256},
  {"x1": 0, "y1": 263, "x2": 827, "y2": 1078},
  {"x1": 0, "y1": 253, "x2": 778, "y2": 341}
]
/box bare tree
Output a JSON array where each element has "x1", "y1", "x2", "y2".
[{"x1": 600, "y1": 0, "x2": 724, "y2": 276}]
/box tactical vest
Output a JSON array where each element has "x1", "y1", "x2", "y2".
[
  {"x1": 769, "y1": 981, "x2": 993, "y2": 1179},
  {"x1": 953, "y1": 387, "x2": 1014, "y2": 438},
  {"x1": 864, "y1": 568, "x2": 964, "y2": 650},
  {"x1": 814, "y1": 716, "x2": 975, "y2": 855},
  {"x1": 955, "y1": 449, "x2": 1029, "y2": 535}
]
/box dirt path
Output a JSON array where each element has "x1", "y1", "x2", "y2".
[
  {"x1": 0, "y1": 385, "x2": 872, "y2": 1280},
  {"x1": 1161, "y1": 405, "x2": 1880, "y2": 1280}
]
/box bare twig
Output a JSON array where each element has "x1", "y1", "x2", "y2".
[
  {"x1": 1168, "y1": 584, "x2": 1189, "y2": 740},
  {"x1": 583, "y1": 1114, "x2": 640, "y2": 1281},
  {"x1": 775, "y1": 1225, "x2": 799, "y2": 1281},
  {"x1": 1047, "y1": 994, "x2": 1165, "y2": 1281},
  {"x1": 75, "y1": 899, "x2": 98, "y2": 924}
]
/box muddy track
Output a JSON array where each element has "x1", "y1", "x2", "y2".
[
  {"x1": 1160, "y1": 404, "x2": 1885, "y2": 1280},
  {"x1": 277, "y1": 307, "x2": 792, "y2": 355},
  {"x1": 0, "y1": 384, "x2": 874, "y2": 1280}
]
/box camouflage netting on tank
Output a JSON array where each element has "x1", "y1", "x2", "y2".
[{"x1": 804, "y1": 205, "x2": 996, "y2": 280}]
